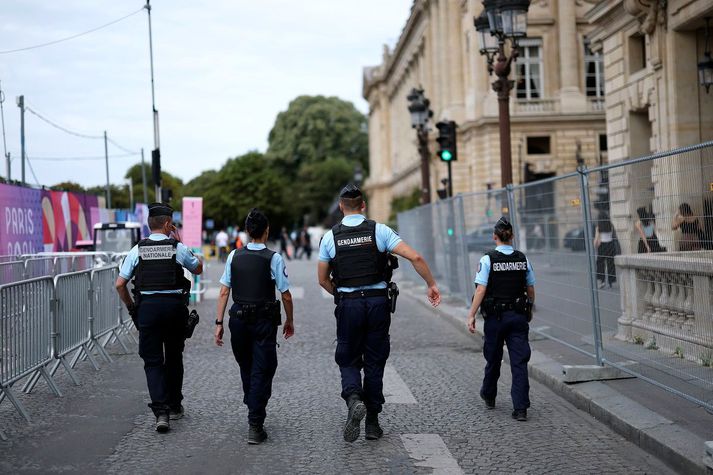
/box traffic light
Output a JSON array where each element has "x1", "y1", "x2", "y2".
[{"x1": 436, "y1": 121, "x2": 457, "y2": 162}]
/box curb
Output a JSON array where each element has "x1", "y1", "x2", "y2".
[{"x1": 401, "y1": 283, "x2": 710, "y2": 475}]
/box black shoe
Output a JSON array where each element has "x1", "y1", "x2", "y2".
[
  {"x1": 155, "y1": 414, "x2": 170, "y2": 433},
  {"x1": 479, "y1": 392, "x2": 495, "y2": 409},
  {"x1": 343, "y1": 395, "x2": 366, "y2": 443},
  {"x1": 364, "y1": 413, "x2": 383, "y2": 440},
  {"x1": 248, "y1": 424, "x2": 268, "y2": 445},
  {"x1": 169, "y1": 405, "x2": 185, "y2": 420},
  {"x1": 512, "y1": 409, "x2": 527, "y2": 421}
]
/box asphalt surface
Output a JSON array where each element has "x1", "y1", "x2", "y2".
[{"x1": 0, "y1": 257, "x2": 673, "y2": 474}]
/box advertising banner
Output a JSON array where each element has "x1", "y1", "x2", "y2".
[
  {"x1": 41, "y1": 190, "x2": 99, "y2": 251},
  {"x1": 182, "y1": 197, "x2": 203, "y2": 248},
  {"x1": 0, "y1": 183, "x2": 44, "y2": 256}
]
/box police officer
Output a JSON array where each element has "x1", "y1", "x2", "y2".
[
  {"x1": 115, "y1": 202, "x2": 203, "y2": 433},
  {"x1": 466, "y1": 217, "x2": 535, "y2": 421},
  {"x1": 318, "y1": 184, "x2": 441, "y2": 442},
  {"x1": 214, "y1": 208, "x2": 294, "y2": 445}
]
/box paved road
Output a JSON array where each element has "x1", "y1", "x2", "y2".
[{"x1": 1, "y1": 257, "x2": 672, "y2": 474}]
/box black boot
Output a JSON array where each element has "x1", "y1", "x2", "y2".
[
  {"x1": 364, "y1": 413, "x2": 383, "y2": 440},
  {"x1": 248, "y1": 424, "x2": 268, "y2": 445},
  {"x1": 343, "y1": 395, "x2": 366, "y2": 443}
]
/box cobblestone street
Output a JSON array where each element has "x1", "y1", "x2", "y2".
[{"x1": 1, "y1": 258, "x2": 673, "y2": 474}]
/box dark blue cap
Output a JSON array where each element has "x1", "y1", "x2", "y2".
[
  {"x1": 340, "y1": 183, "x2": 362, "y2": 199},
  {"x1": 148, "y1": 202, "x2": 173, "y2": 218},
  {"x1": 494, "y1": 216, "x2": 512, "y2": 232}
]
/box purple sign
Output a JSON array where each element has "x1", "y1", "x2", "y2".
[{"x1": 0, "y1": 183, "x2": 44, "y2": 256}]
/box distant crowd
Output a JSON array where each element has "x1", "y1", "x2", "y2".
[{"x1": 206, "y1": 225, "x2": 314, "y2": 261}]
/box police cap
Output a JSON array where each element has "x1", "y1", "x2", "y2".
[
  {"x1": 494, "y1": 216, "x2": 512, "y2": 233},
  {"x1": 339, "y1": 184, "x2": 362, "y2": 199},
  {"x1": 148, "y1": 202, "x2": 174, "y2": 218}
]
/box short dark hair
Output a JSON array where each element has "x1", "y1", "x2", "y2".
[
  {"x1": 245, "y1": 208, "x2": 269, "y2": 239},
  {"x1": 340, "y1": 196, "x2": 364, "y2": 212},
  {"x1": 148, "y1": 215, "x2": 171, "y2": 231},
  {"x1": 494, "y1": 227, "x2": 513, "y2": 243}
]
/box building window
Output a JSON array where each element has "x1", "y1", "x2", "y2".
[
  {"x1": 585, "y1": 40, "x2": 604, "y2": 98},
  {"x1": 599, "y1": 134, "x2": 608, "y2": 152},
  {"x1": 527, "y1": 136, "x2": 551, "y2": 154},
  {"x1": 628, "y1": 33, "x2": 646, "y2": 73},
  {"x1": 516, "y1": 38, "x2": 542, "y2": 100}
]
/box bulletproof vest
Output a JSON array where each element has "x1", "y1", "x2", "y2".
[
  {"x1": 484, "y1": 250, "x2": 528, "y2": 301},
  {"x1": 133, "y1": 238, "x2": 186, "y2": 291},
  {"x1": 331, "y1": 219, "x2": 388, "y2": 288},
  {"x1": 230, "y1": 247, "x2": 277, "y2": 305}
]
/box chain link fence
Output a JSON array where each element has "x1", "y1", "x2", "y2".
[{"x1": 397, "y1": 140, "x2": 713, "y2": 411}]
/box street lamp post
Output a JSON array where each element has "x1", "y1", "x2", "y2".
[
  {"x1": 475, "y1": 0, "x2": 531, "y2": 188},
  {"x1": 145, "y1": 0, "x2": 162, "y2": 202},
  {"x1": 407, "y1": 88, "x2": 434, "y2": 204},
  {"x1": 699, "y1": 18, "x2": 713, "y2": 94}
]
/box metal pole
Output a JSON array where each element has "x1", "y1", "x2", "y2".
[
  {"x1": 457, "y1": 195, "x2": 474, "y2": 305},
  {"x1": 492, "y1": 41, "x2": 517, "y2": 188},
  {"x1": 145, "y1": 1, "x2": 162, "y2": 202},
  {"x1": 506, "y1": 184, "x2": 519, "y2": 247},
  {"x1": 447, "y1": 160, "x2": 453, "y2": 198},
  {"x1": 5, "y1": 152, "x2": 10, "y2": 182},
  {"x1": 127, "y1": 179, "x2": 134, "y2": 211},
  {"x1": 18, "y1": 95, "x2": 25, "y2": 186},
  {"x1": 0, "y1": 81, "x2": 10, "y2": 181},
  {"x1": 418, "y1": 127, "x2": 431, "y2": 204},
  {"x1": 104, "y1": 131, "x2": 111, "y2": 208},
  {"x1": 578, "y1": 166, "x2": 604, "y2": 365},
  {"x1": 140, "y1": 148, "x2": 148, "y2": 203}
]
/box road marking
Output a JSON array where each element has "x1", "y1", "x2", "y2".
[
  {"x1": 383, "y1": 364, "x2": 417, "y2": 404},
  {"x1": 204, "y1": 287, "x2": 220, "y2": 300},
  {"x1": 321, "y1": 288, "x2": 332, "y2": 299},
  {"x1": 291, "y1": 286, "x2": 305, "y2": 299},
  {"x1": 401, "y1": 434, "x2": 464, "y2": 475}
]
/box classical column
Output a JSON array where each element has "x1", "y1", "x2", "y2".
[{"x1": 558, "y1": 0, "x2": 586, "y2": 112}]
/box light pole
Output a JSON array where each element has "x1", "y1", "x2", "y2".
[
  {"x1": 145, "y1": 0, "x2": 161, "y2": 201},
  {"x1": 699, "y1": 17, "x2": 713, "y2": 94},
  {"x1": 475, "y1": 0, "x2": 531, "y2": 188},
  {"x1": 407, "y1": 87, "x2": 434, "y2": 204}
]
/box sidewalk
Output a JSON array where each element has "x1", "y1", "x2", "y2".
[{"x1": 399, "y1": 280, "x2": 713, "y2": 475}]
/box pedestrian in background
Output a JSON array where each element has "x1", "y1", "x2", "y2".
[
  {"x1": 466, "y1": 217, "x2": 535, "y2": 422},
  {"x1": 318, "y1": 184, "x2": 440, "y2": 442},
  {"x1": 672, "y1": 202, "x2": 703, "y2": 251},
  {"x1": 215, "y1": 228, "x2": 229, "y2": 261},
  {"x1": 297, "y1": 225, "x2": 312, "y2": 260},
  {"x1": 635, "y1": 207, "x2": 665, "y2": 253},
  {"x1": 594, "y1": 213, "x2": 619, "y2": 288},
  {"x1": 279, "y1": 226, "x2": 292, "y2": 260},
  {"x1": 214, "y1": 208, "x2": 294, "y2": 445},
  {"x1": 115, "y1": 203, "x2": 203, "y2": 433}
]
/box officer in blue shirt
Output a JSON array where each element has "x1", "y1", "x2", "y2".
[
  {"x1": 115, "y1": 202, "x2": 203, "y2": 433},
  {"x1": 214, "y1": 208, "x2": 294, "y2": 445},
  {"x1": 318, "y1": 184, "x2": 441, "y2": 442},
  {"x1": 466, "y1": 217, "x2": 535, "y2": 421}
]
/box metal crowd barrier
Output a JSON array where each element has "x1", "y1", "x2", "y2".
[
  {"x1": 0, "y1": 265, "x2": 132, "y2": 426},
  {"x1": 397, "y1": 140, "x2": 713, "y2": 412}
]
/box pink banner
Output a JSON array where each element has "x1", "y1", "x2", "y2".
[
  {"x1": 182, "y1": 197, "x2": 203, "y2": 248},
  {"x1": 41, "y1": 190, "x2": 100, "y2": 252},
  {"x1": 0, "y1": 184, "x2": 43, "y2": 255}
]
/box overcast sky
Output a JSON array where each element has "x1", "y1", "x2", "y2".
[{"x1": 0, "y1": 0, "x2": 412, "y2": 188}]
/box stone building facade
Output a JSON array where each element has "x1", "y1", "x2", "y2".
[{"x1": 362, "y1": 0, "x2": 608, "y2": 223}]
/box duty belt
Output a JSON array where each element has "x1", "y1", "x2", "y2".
[{"x1": 338, "y1": 289, "x2": 388, "y2": 299}]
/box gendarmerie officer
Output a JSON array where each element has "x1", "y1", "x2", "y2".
[
  {"x1": 115, "y1": 202, "x2": 203, "y2": 433},
  {"x1": 214, "y1": 208, "x2": 294, "y2": 445},
  {"x1": 466, "y1": 217, "x2": 535, "y2": 421},
  {"x1": 318, "y1": 184, "x2": 441, "y2": 442}
]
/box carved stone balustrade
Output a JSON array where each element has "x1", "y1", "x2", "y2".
[{"x1": 616, "y1": 251, "x2": 713, "y2": 364}]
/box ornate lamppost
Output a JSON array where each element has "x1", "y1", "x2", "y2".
[
  {"x1": 699, "y1": 18, "x2": 713, "y2": 94},
  {"x1": 475, "y1": 0, "x2": 531, "y2": 187},
  {"x1": 407, "y1": 87, "x2": 434, "y2": 204}
]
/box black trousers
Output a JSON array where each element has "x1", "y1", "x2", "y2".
[
  {"x1": 137, "y1": 295, "x2": 188, "y2": 417},
  {"x1": 596, "y1": 242, "x2": 617, "y2": 285},
  {"x1": 228, "y1": 307, "x2": 278, "y2": 426},
  {"x1": 335, "y1": 296, "x2": 391, "y2": 414}
]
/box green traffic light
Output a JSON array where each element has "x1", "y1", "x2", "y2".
[
  {"x1": 447, "y1": 228, "x2": 454, "y2": 236},
  {"x1": 441, "y1": 150, "x2": 453, "y2": 161}
]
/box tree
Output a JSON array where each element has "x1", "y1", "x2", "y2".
[
  {"x1": 86, "y1": 184, "x2": 131, "y2": 209},
  {"x1": 124, "y1": 162, "x2": 185, "y2": 209},
  {"x1": 266, "y1": 95, "x2": 369, "y2": 222},
  {"x1": 51, "y1": 181, "x2": 85, "y2": 192},
  {"x1": 184, "y1": 169, "x2": 218, "y2": 199}
]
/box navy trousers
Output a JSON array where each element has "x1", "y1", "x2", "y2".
[
  {"x1": 228, "y1": 307, "x2": 278, "y2": 426},
  {"x1": 335, "y1": 296, "x2": 391, "y2": 414},
  {"x1": 137, "y1": 295, "x2": 188, "y2": 417},
  {"x1": 481, "y1": 310, "x2": 531, "y2": 411}
]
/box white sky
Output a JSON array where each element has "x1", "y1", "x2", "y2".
[{"x1": 0, "y1": 0, "x2": 412, "y2": 188}]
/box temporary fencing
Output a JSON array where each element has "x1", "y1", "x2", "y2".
[
  {"x1": 0, "y1": 265, "x2": 131, "y2": 425},
  {"x1": 397, "y1": 140, "x2": 713, "y2": 412}
]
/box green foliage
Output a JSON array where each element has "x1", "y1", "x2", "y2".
[
  {"x1": 645, "y1": 337, "x2": 658, "y2": 350},
  {"x1": 86, "y1": 184, "x2": 131, "y2": 209},
  {"x1": 701, "y1": 352, "x2": 713, "y2": 367},
  {"x1": 388, "y1": 188, "x2": 422, "y2": 228},
  {"x1": 198, "y1": 151, "x2": 290, "y2": 229},
  {"x1": 124, "y1": 163, "x2": 185, "y2": 210},
  {"x1": 674, "y1": 346, "x2": 684, "y2": 359},
  {"x1": 633, "y1": 335, "x2": 644, "y2": 345},
  {"x1": 51, "y1": 181, "x2": 85, "y2": 192},
  {"x1": 295, "y1": 158, "x2": 354, "y2": 220}
]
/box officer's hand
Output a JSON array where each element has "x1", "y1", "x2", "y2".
[
  {"x1": 467, "y1": 313, "x2": 476, "y2": 334},
  {"x1": 214, "y1": 325, "x2": 224, "y2": 347},
  {"x1": 427, "y1": 285, "x2": 441, "y2": 307},
  {"x1": 283, "y1": 319, "x2": 294, "y2": 339}
]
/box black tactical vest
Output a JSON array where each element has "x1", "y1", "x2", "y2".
[
  {"x1": 133, "y1": 238, "x2": 186, "y2": 291},
  {"x1": 230, "y1": 247, "x2": 277, "y2": 305},
  {"x1": 484, "y1": 250, "x2": 528, "y2": 301},
  {"x1": 331, "y1": 219, "x2": 388, "y2": 288}
]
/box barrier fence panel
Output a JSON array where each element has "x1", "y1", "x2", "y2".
[
  {"x1": 0, "y1": 277, "x2": 61, "y2": 422},
  {"x1": 23, "y1": 257, "x2": 56, "y2": 280},
  {"x1": 53, "y1": 271, "x2": 95, "y2": 381},
  {"x1": 90, "y1": 266, "x2": 126, "y2": 361},
  {"x1": 0, "y1": 261, "x2": 26, "y2": 286}
]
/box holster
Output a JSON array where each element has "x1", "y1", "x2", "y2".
[
  {"x1": 387, "y1": 282, "x2": 399, "y2": 314},
  {"x1": 130, "y1": 289, "x2": 142, "y2": 326},
  {"x1": 185, "y1": 309, "x2": 199, "y2": 338},
  {"x1": 229, "y1": 301, "x2": 281, "y2": 326}
]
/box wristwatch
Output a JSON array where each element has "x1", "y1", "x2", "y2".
[{"x1": 215, "y1": 319, "x2": 223, "y2": 326}]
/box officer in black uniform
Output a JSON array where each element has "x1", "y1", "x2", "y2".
[
  {"x1": 466, "y1": 217, "x2": 535, "y2": 421},
  {"x1": 214, "y1": 208, "x2": 294, "y2": 445},
  {"x1": 115, "y1": 202, "x2": 203, "y2": 433},
  {"x1": 318, "y1": 184, "x2": 441, "y2": 442}
]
